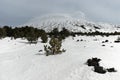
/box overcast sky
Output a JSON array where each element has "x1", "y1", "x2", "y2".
[{"x1": 0, "y1": 0, "x2": 120, "y2": 26}]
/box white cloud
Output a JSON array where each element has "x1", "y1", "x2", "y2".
[{"x1": 0, "y1": 0, "x2": 120, "y2": 26}]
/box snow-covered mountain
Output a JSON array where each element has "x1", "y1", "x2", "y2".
[{"x1": 22, "y1": 13, "x2": 120, "y2": 32}]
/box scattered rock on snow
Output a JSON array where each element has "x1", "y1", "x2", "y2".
[
  {"x1": 94, "y1": 66, "x2": 106, "y2": 74},
  {"x1": 39, "y1": 50, "x2": 43, "y2": 52},
  {"x1": 106, "y1": 68, "x2": 117, "y2": 72},
  {"x1": 86, "y1": 57, "x2": 117, "y2": 74},
  {"x1": 102, "y1": 44, "x2": 105, "y2": 46},
  {"x1": 86, "y1": 58, "x2": 101, "y2": 67}
]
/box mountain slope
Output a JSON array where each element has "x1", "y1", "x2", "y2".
[{"x1": 22, "y1": 14, "x2": 120, "y2": 32}]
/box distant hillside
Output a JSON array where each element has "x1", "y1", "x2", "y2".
[{"x1": 22, "y1": 14, "x2": 120, "y2": 33}]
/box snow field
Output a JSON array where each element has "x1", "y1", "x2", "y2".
[{"x1": 0, "y1": 36, "x2": 120, "y2": 80}]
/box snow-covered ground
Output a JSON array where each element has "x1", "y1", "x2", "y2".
[{"x1": 0, "y1": 36, "x2": 120, "y2": 80}]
